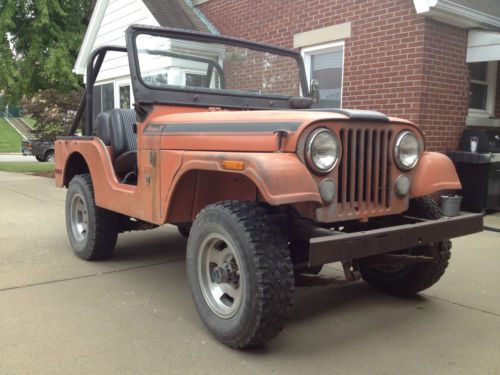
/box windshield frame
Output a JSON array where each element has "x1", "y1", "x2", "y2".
[{"x1": 126, "y1": 25, "x2": 310, "y2": 110}]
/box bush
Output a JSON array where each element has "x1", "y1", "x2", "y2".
[{"x1": 22, "y1": 89, "x2": 83, "y2": 141}]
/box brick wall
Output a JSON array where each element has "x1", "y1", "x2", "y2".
[
  {"x1": 496, "y1": 62, "x2": 500, "y2": 118},
  {"x1": 419, "y1": 19, "x2": 469, "y2": 151},
  {"x1": 199, "y1": 0, "x2": 470, "y2": 152},
  {"x1": 223, "y1": 47, "x2": 300, "y2": 96}
]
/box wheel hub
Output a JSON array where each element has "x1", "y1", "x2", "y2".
[
  {"x1": 212, "y1": 264, "x2": 229, "y2": 284},
  {"x1": 198, "y1": 233, "x2": 244, "y2": 319},
  {"x1": 70, "y1": 193, "x2": 88, "y2": 244}
]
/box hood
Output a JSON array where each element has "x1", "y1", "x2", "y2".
[{"x1": 145, "y1": 109, "x2": 416, "y2": 152}]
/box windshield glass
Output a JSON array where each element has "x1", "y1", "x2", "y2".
[{"x1": 135, "y1": 34, "x2": 301, "y2": 98}]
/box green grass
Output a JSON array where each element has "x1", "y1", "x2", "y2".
[
  {"x1": 23, "y1": 116, "x2": 36, "y2": 128},
  {"x1": 0, "y1": 118, "x2": 23, "y2": 152},
  {"x1": 0, "y1": 162, "x2": 54, "y2": 173}
]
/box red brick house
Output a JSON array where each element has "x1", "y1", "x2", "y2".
[
  {"x1": 193, "y1": 0, "x2": 500, "y2": 152},
  {"x1": 78, "y1": 0, "x2": 500, "y2": 152}
]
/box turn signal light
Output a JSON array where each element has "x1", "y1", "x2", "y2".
[{"x1": 222, "y1": 160, "x2": 245, "y2": 171}]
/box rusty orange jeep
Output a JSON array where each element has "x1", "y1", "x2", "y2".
[{"x1": 55, "y1": 25, "x2": 483, "y2": 348}]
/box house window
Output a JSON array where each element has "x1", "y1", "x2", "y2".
[
  {"x1": 469, "y1": 61, "x2": 497, "y2": 117},
  {"x1": 119, "y1": 85, "x2": 131, "y2": 109},
  {"x1": 92, "y1": 82, "x2": 114, "y2": 119},
  {"x1": 302, "y1": 42, "x2": 344, "y2": 108},
  {"x1": 186, "y1": 73, "x2": 208, "y2": 88}
]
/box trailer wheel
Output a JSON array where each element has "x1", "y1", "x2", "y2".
[
  {"x1": 66, "y1": 174, "x2": 118, "y2": 260},
  {"x1": 360, "y1": 196, "x2": 451, "y2": 296},
  {"x1": 186, "y1": 201, "x2": 294, "y2": 349}
]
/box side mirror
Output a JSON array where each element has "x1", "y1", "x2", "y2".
[{"x1": 310, "y1": 79, "x2": 320, "y2": 104}]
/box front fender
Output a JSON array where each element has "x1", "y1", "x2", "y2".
[
  {"x1": 169, "y1": 151, "x2": 321, "y2": 206},
  {"x1": 410, "y1": 152, "x2": 461, "y2": 198}
]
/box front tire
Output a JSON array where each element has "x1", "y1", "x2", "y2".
[
  {"x1": 360, "y1": 196, "x2": 451, "y2": 296},
  {"x1": 35, "y1": 155, "x2": 45, "y2": 162},
  {"x1": 186, "y1": 201, "x2": 294, "y2": 349},
  {"x1": 177, "y1": 223, "x2": 191, "y2": 238},
  {"x1": 65, "y1": 174, "x2": 118, "y2": 260}
]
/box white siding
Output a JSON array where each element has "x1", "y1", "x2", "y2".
[{"x1": 92, "y1": 0, "x2": 159, "y2": 83}]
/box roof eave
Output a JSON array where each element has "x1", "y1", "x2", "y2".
[
  {"x1": 73, "y1": 0, "x2": 109, "y2": 75},
  {"x1": 413, "y1": 0, "x2": 500, "y2": 31}
]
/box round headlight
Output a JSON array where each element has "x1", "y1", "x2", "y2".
[
  {"x1": 394, "y1": 131, "x2": 419, "y2": 170},
  {"x1": 306, "y1": 128, "x2": 339, "y2": 173}
]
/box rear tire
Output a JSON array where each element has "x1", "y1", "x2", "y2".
[
  {"x1": 360, "y1": 196, "x2": 451, "y2": 296},
  {"x1": 65, "y1": 174, "x2": 118, "y2": 260},
  {"x1": 186, "y1": 201, "x2": 294, "y2": 349},
  {"x1": 44, "y1": 150, "x2": 54, "y2": 162}
]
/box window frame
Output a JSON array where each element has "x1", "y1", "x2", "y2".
[
  {"x1": 301, "y1": 41, "x2": 345, "y2": 108},
  {"x1": 468, "y1": 60, "x2": 497, "y2": 118},
  {"x1": 92, "y1": 81, "x2": 115, "y2": 119}
]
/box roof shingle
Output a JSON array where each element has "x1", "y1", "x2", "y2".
[{"x1": 142, "y1": 0, "x2": 209, "y2": 32}]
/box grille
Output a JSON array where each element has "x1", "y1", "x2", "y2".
[{"x1": 337, "y1": 127, "x2": 393, "y2": 217}]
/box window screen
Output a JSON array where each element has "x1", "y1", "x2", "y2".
[
  {"x1": 310, "y1": 47, "x2": 343, "y2": 108},
  {"x1": 469, "y1": 62, "x2": 488, "y2": 111},
  {"x1": 92, "y1": 83, "x2": 115, "y2": 119}
]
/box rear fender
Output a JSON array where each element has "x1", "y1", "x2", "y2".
[
  {"x1": 165, "y1": 152, "x2": 321, "y2": 222},
  {"x1": 410, "y1": 152, "x2": 461, "y2": 198}
]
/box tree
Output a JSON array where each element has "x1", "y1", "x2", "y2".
[
  {"x1": 0, "y1": 0, "x2": 92, "y2": 104},
  {"x1": 22, "y1": 89, "x2": 84, "y2": 141}
]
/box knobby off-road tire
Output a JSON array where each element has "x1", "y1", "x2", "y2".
[
  {"x1": 186, "y1": 201, "x2": 295, "y2": 349},
  {"x1": 65, "y1": 174, "x2": 118, "y2": 260},
  {"x1": 360, "y1": 196, "x2": 451, "y2": 296},
  {"x1": 177, "y1": 223, "x2": 192, "y2": 238}
]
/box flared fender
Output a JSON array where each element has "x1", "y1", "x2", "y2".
[
  {"x1": 165, "y1": 151, "x2": 321, "y2": 219},
  {"x1": 410, "y1": 152, "x2": 462, "y2": 198},
  {"x1": 54, "y1": 139, "x2": 153, "y2": 221}
]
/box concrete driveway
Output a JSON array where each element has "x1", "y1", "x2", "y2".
[
  {"x1": 0, "y1": 154, "x2": 37, "y2": 162},
  {"x1": 1, "y1": 171, "x2": 499, "y2": 374}
]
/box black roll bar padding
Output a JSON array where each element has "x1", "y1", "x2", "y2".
[{"x1": 67, "y1": 46, "x2": 128, "y2": 136}]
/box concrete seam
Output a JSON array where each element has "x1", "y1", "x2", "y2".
[
  {"x1": 422, "y1": 293, "x2": 500, "y2": 318},
  {"x1": 0, "y1": 258, "x2": 185, "y2": 294},
  {"x1": 0, "y1": 185, "x2": 63, "y2": 205}
]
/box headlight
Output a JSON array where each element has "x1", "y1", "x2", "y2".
[
  {"x1": 306, "y1": 128, "x2": 339, "y2": 173},
  {"x1": 394, "y1": 131, "x2": 419, "y2": 170}
]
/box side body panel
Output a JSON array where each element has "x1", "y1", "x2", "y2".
[{"x1": 55, "y1": 137, "x2": 158, "y2": 223}]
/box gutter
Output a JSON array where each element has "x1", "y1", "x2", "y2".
[
  {"x1": 184, "y1": 0, "x2": 220, "y2": 35},
  {"x1": 413, "y1": 0, "x2": 500, "y2": 30}
]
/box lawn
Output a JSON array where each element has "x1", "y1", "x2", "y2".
[
  {"x1": 0, "y1": 118, "x2": 23, "y2": 152},
  {"x1": 0, "y1": 162, "x2": 54, "y2": 173}
]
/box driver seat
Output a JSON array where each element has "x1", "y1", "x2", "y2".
[{"x1": 109, "y1": 109, "x2": 137, "y2": 180}]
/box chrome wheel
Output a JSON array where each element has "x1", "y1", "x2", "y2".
[
  {"x1": 198, "y1": 233, "x2": 243, "y2": 319},
  {"x1": 70, "y1": 193, "x2": 88, "y2": 244}
]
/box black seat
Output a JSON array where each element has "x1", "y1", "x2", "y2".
[
  {"x1": 109, "y1": 109, "x2": 137, "y2": 179},
  {"x1": 96, "y1": 112, "x2": 111, "y2": 146}
]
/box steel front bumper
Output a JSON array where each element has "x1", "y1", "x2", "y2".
[{"x1": 308, "y1": 212, "x2": 483, "y2": 267}]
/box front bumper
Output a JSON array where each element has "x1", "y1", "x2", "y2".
[{"x1": 308, "y1": 212, "x2": 483, "y2": 267}]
